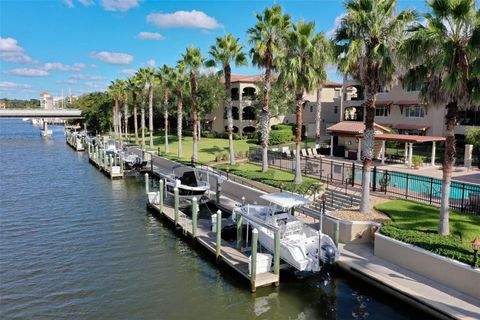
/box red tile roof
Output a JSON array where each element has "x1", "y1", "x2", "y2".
[
  {"x1": 394, "y1": 123, "x2": 429, "y2": 131},
  {"x1": 327, "y1": 121, "x2": 390, "y2": 135},
  {"x1": 396, "y1": 99, "x2": 419, "y2": 105}
]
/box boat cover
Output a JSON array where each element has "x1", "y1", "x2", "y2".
[{"x1": 259, "y1": 192, "x2": 311, "y2": 209}]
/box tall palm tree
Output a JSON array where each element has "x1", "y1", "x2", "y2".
[
  {"x1": 334, "y1": 0, "x2": 416, "y2": 213},
  {"x1": 171, "y1": 62, "x2": 188, "y2": 158},
  {"x1": 136, "y1": 68, "x2": 150, "y2": 147},
  {"x1": 157, "y1": 64, "x2": 173, "y2": 154},
  {"x1": 400, "y1": 0, "x2": 479, "y2": 235},
  {"x1": 279, "y1": 20, "x2": 324, "y2": 184},
  {"x1": 127, "y1": 76, "x2": 139, "y2": 145},
  {"x1": 313, "y1": 39, "x2": 332, "y2": 147},
  {"x1": 206, "y1": 34, "x2": 248, "y2": 165},
  {"x1": 181, "y1": 47, "x2": 205, "y2": 163},
  {"x1": 108, "y1": 80, "x2": 122, "y2": 137},
  {"x1": 247, "y1": 5, "x2": 291, "y2": 172},
  {"x1": 117, "y1": 79, "x2": 129, "y2": 141},
  {"x1": 146, "y1": 67, "x2": 157, "y2": 148}
]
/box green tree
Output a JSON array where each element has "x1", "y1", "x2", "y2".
[
  {"x1": 181, "y1": 47, "x2": 205, "y2": 163},
  {"x1": 127, "y1": 76, "x2": 140, "y2": 144},
  {"x1": 107, "y1": 79, "x2": 123, "y2": 137},
  {"x1": 334, "y1": 0, "x2": 416, "y2": 213},
  {"x1": 206, "y1": 34, "x2": 248, "y2": 165},
  {"x1": 135, "y1": 68, "x2": 150, "y2": 146},
  {"x1": 247, "y1": 5, "x2": 292, "y2": 172},
  {"x1": 400, "y1": 0, "x2": 479, "y2": 234},
  {"x1": 74, "y1": 92, "x2": 112, "y2": 133},
  {"x1": 171, "y1": 62, "x2": 189, "y2": 158},
  {"x1": 279, "y1": 20, "x2": 324, "y2": 184},
  {"x1": 195, "y1": 73, "x2": 225, "y2": 137},
  {"x1": 157, "y1": 64, "x2": 173, "y2": 153}
]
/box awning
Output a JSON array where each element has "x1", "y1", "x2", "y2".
[
  {"x1": 375, "y1": 134, "x2": 445, "y2": 143},
  {"x1": 376, "y1": 100, "x2": 394, "y2": 106},
  {"x1": 326, "y1": 121, "x2": 390, "y2": 135},
  {"x1": 394, "y1": 123, "x2": 429, "y2": 131}
]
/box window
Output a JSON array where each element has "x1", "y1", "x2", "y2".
[
  {"x1": 334, "y1": 106, "x2": 338, "y2": 114},
  {"x1": 406, "y1": 82, "x2": 423, "y2": 92},
  {"x1": 375, "y1": 106, "x2": 390, "y2": 117},
  {"x1": 405, "y1": 106, "x2": 425, "y2": 118},
  {"x1": 310, "y1": 105, "x2": 313, "y2": 113},
  {"x1": 334, "y1": 89, "x2": 341, "y2": 98}
]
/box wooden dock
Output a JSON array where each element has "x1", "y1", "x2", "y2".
[
  {"x1": 87, "y1": 142, "x2": 124, "y2": 180},
  {"x1": 148, "y1": 199, "x2": 279, "y2": 291},
  {"x1": 65, "y1": 131, "x2": 85, "y2": 151}
]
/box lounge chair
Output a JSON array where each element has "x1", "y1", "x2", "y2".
[{"x1": 301, "y1": 149, "x2": 308, "y2": 157}]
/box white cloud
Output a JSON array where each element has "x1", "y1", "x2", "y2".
[
  {"x1": 0, "y1": 37, "x2": 37, "y2": 64},
  {"x1": 4, "y1": 68, "x2": 49, "y2": 77},
  {"x1": 118, "y1": 69, "x2": 137, "y2": 76},
  {"x1": 64, "y1": 0, "x2": 74, "y2": 8},
  {"x1": 326, "y1": 13, "x2": 347, "y2": 38},
  {"x1": 101, "y1": 0, "x2": 139, "y2": 12},
  {"x1": 147, "y1": 10, "x2": 222, "y2": 30},
  {"x1": 44, "y1": 62, "x2": 87, "y2": 71},
  {"x1": 146, "y1": 59, "x2": 155, "y2": 67},
  {"x1": 90, "y1": 51, "x2": 133, "y2": 65},
  {"x1": 78, "y1": 0, "x2": 94, "y2": 6},
  {"x1": 138, "y1": 31, "x2": 164, "y2": 40},
  {"x1": 0, "y1": 81, "x2": 33, "y2": 89},
  {"x1": 70, "y1": 73, "x2": 105, "y2": 80},
  {"x1": 57, "y1": 79, "x2": 78, "y2": 85}
]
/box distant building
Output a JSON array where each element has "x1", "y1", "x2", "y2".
[
  {"x1": 40, "y1": 92, "x2": 54, "y2": 109},
  {"x1": 0, "y1": 100, "x2": 6, "y2": 109}
]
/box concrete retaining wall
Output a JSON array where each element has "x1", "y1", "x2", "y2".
[
  {"x1": 375, "y1": 232, "x2": 480, "y2": 299},
  {"x1": 321, "y1": 215, "x2": 376, "y2": 244}
]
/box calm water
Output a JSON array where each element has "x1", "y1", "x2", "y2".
[{"x1": 0, "y1": 120, "x2": 425, "y2": 319}]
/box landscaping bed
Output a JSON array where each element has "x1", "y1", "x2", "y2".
[
  {"x1": 375, "y1": 199, "x2": 480, "y2": 267},
  {"x1": 214, "y1": 162, "x2": 322, "y2": 195}
]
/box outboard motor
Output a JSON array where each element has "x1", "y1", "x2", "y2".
[{"x1": 319, "y1": 244, "x2": 337, "y2": 282}]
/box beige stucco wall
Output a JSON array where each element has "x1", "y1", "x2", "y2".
[
  {"x1": 321, "y1": 215, "x2": 375, "y2": 244},
  {"x1": 375, "y1": 233, "x2": 480, "y2": 299}
]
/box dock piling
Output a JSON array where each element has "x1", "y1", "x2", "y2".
[
  {"x1": 236, "y1": 215, "x2": 243, "y2": 250},
  {"x1": 145, "y1": 173, "x2": 149, "y2": 194},
  {"x1": 159, "y1": 179, "x2": 164, "y2": 212},
  {"x1": 274, "y1": 230, "x2": 280, "y2": 280},
  {"x1": 174, "y1": 187, "x2": 179, "y2": 225},
  {"x1": 192, "y1": 197, "x2": 198, "y2": 239},
  {"x1": 215, "y1": 209, "x2": 222, "y2": 261},
  {"x1": 216, "y1": 176, "x2": 222, "y2": 205},
  {"x1": 250, "y1": 228, "x2": 258, "y2": 292}
]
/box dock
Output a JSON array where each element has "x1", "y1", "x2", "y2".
[
  {"x1": 65, "y1": 130, "x2": 85, "y2": 151},
  {"x1": 86, "y1": 141, "x2": 124, "y2": 179}
]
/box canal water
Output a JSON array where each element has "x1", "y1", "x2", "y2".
[{"x1": 1, "y1": 120, "x2": 426, "y2": 319}]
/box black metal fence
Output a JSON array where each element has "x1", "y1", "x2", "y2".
[{"x1": 248, "y1": 147, "x2": 480, "y2": 214}]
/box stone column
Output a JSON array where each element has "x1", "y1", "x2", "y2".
[
  {"x1": 464, "y1": 144, "x2": 473, "y2": 168},
  {"x1": 404, "y1": 142, "x2": 408, "y2": 164},
  {"x1": 431, "y1": 141, "x2": 436, "y2": 166},
  {"x1": 330, "y1": 135, "x2": 334, "y2": 157},
  {"x1": 381, "y1": 140, "x2": 386, "y2": 165},
  {"x1": 408, "y1": 143, "x2": 413, "y2": 168}
]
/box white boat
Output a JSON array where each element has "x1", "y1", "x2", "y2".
[
  {"x1": 165, "y1": 165, "x2": 211, "y2": 204},
  {"x1": 40, "y1": 129, "x2": 53, "y2": 137},
  {"x1": 232, "y1": 192, "x2": 339, "y2": 273},
  {"x1": 22, "y1": 118, "x2": 30, "y2": 122}
]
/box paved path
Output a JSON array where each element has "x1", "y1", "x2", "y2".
[{"x1": 338, "y1": 243, "x2": 480, "y2": 320}]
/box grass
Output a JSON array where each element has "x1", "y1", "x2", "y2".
[
  {"x1": 375, "y1": 199, "x2": 480, "y2": 266},
  {"x1": 130, "y1": 131, "x2": 258, "y2": 163},
  {"x1": 214, "y1": 162, "x2": 323, "y2": 196}
]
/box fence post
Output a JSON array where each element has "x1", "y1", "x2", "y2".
[
  {"x1": 330, "y1": 161, "x2": 333, "y2": 182},
  {"x1": 405, "y1": 173, "x2": 409, "y2": 199},
  {"x1": 304, "y1": 156, "x2": 307, "y2": 176},
  {"x1": 192, "y1": 197, "x2": 198, "y2": 239},
  {"x1": 351, "y1": 162, "x2": 355, "y2": 187},
  {"x1": 216, "y1": 209, "x2": 222, "y2": 261},
  {"x1": 372, "y1": 166, "x2": 377, "y2": 192},
  {"x1": 429, "y1": 178, "x2": 433, "y2": 204},
  {"x1": 174, "y1": 187, "x2": 179, "y2": 225},
  {"x1": 461, "y1": 183, "x2": 466, "y2": 212},
  {"x1": 319, "y1": 158, "x2": 323, "y2": 180},
  {"x1": 274, "y1": 229, "x2": 280, "y2": 285},
  {"x1": 250, "y1": 228, "x2": 258, "y2": 292}
]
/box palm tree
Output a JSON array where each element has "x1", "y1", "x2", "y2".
[
  {"x1": 279, "y1": 20, "x2": 324, "y2": 184},
  {"x1": 127, "y1": 76, "x2": 139, "y2": 144},
  {"x1": 108, "y1": 80, "x2": 122, "y2": 137},
  {"x1": 334, "y1": 0, "x2": 416, "y2": 213},
  {"x1": 400, "y1": 0, "x2": 479, "y2": 235},
  {"x1": 247, "y1": 5, "x2": 291, "y2": 172},
  {"x1": 171, "y1": 62, "x2": 188, "y2": 158},
  {"x1": 117, "y1": 79, "x2": 129, "y2": 142},
  {"x1": 313, "y1": 39, "x2": 332, "y2": 147},
  {"x1": 157, "y1": 64, "x2": 173, "y2": 154},
  {"x1": 146, "y1": 67, "x2": 157, "y2": 148},
  {"x1": 181, "y1": 47, "x2": 205, "y2": 163},
  {"x1": 206, "y1": 34, "x2": 248, "y2": 165},
  {"x1": 135, "y1": 68, "x2": 150, "y2": 147}
]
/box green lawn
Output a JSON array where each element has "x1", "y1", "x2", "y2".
[
  {"x1": 375, "y1": 199, "x2": 480, "y2": 266},
  {"x1": 139, "y1": 132, "x2": 258, "y2": 163},
  {"x1": 214, "y1": 162, "x2": 322, "y2": 196}
]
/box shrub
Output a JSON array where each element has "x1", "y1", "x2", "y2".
[
  {"x1": 380, "y1": 225, "x2": 476, "y2": 267},
  {"x1": 412, "y1": 155, "x2": 423, "y2": 167},
  {"x1": 221, "y1": 152, "x2": 229, "y2": 161},
  {"x1": 269, "y1": 130, "x2": 294, "y2": 145}
]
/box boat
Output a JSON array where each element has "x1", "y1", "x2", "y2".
[
  {"x1": 165, "y1": 165, "x2": 211, "y2": 204},
  {"x1": 22, "y1": 118, "x2": 30, "y2": 122},
  {"x1": 232, "y1": 192, "x2": 339, "y2": 273},
  {"x1": 123, "y1": 153, "x2": 147, "y2": 170},
  {"x1": 104, "y1": 138, "x2": 117, "y2": 156}
]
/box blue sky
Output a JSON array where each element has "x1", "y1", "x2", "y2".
[{"x1": 0, "y1": 0, "x2": 427, "y2": 100}]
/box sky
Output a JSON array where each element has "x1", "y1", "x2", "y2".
[{"x1": 0, "y1": 0, "x2": 428, "y2": 100}]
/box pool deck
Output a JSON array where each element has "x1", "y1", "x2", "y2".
[{"x1": 337, "y1": 243, "x2": 480, "y2": 320}]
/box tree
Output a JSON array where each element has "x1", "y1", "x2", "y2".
[
  {"x1": 74, "y1": 92, "x2": 112, "y2": 133},
  {"x1": 314, "y1": 39, "x2": 332, "y2": 146},
  {"x1": 195, "y1": 73, "x2": 225, "y2": 137},
  {"x1": 254, "y1": 77, "x2": 295, "y2": 120},
  {"x1": 279, "y1": 20, "x2": 324, "y2": 184},
  {"x1": 206, "y1": 34, "x2": 248, "y2": 165},
  {"x1": 107, "y1": 80, "x2": 122, "y2": 136},
  {"x1": 157, "y1": 64, "x2": 173, "y2": 154},
  {"x1": 127, "y1": 76, "x2": 140, "y2": 144},
  {"x1": 334, "y1": 0, "x2": 416, "y2": 213},
  {"x1": 117, "y1": 79, "x2": 129, "y2": 141},
  {"x1": 171, "y1": 62, "x2": 188, "y2": 158},
  {"x1": 135, "y1": 68, "x2": 150, "y2": 146},
  {"x1": 181, "y1": 47, "x2": 205, "y2": 163},
  {"x1": 247, "y1": 5, "x2": 292, "y2": 172},
  {"x1": 400, "y1": 0, "x2": 479, "y2": 234}
]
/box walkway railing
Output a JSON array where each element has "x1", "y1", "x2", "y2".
[{"x1": 248, "y1": 147, "x2": 480, "y2": 215}]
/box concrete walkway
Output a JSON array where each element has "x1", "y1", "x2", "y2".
[{"x1": 338, "y1": 243, "x2": 480, "y2": 320}]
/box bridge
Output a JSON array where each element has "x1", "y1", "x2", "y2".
[{"x1": 0, "y1": 108, "x2": 83, "y2": 118}]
